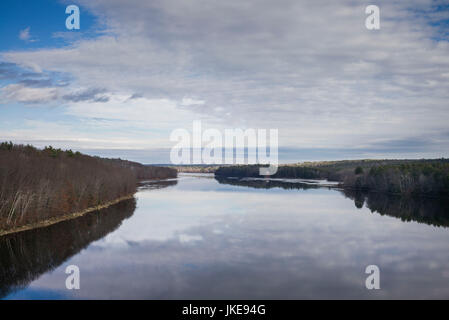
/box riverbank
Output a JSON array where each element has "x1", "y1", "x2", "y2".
[
  {"x1": 214, "y1": 159, "x2": 449, "y2": 197},
  {"x1": 0, "y1": 142, "x2": 177, "y2": 232},
  {"x1": 4, "y1": 174, "x2": 449, "y2": 299},
  {"x1": 0, "y1": 194, "x2": 134, "y2": 237}
]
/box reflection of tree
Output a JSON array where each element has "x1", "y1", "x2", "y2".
[
  {"x1": 0, "y1": 179, "x2": 177, "y2": 299},
  {"x1": 138, "y1": 179, "x2": 178, "y2": 191},
  {"x1": 341, "y1": 189, "x2": 449, "y2": 228},
  {"x1": 0, "y1": 198, "x2": 136, "y2": 299},
  {"x1": 215, "y1": 177, "x2": 326, "y2": 191},
  {"x1": 217, "y1": 177, "x2": 449, "y2": 228}
]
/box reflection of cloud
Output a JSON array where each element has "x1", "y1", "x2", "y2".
[
  {"x1": 16, "y1": 176, "x2": 449, "y2": 299},
  {"x1": 179, "y1": 234, "x2": 203, "y2": 243}
]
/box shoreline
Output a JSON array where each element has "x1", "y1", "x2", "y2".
[
  {"x1": 0, "y1": 194, "x2": 135, "y2": 237},
  {"x1": 215, "y1": 176, "x2": 449, "y2": 199}
]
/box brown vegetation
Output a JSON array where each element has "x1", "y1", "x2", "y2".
[{"x1": 0, "y1": 142, "x2": 176, "y2": 230}]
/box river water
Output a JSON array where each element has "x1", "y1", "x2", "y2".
[{"x1": 2, "y1": 173, "x2": 449, "y2": 299}]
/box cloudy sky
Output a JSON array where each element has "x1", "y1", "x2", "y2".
[{"x1": 1, "y1": 0, "x2": 449, "y2": 163}]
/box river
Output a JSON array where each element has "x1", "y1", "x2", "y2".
[{"x1": 2, "y1": 173, "x2": 449, "y2": 299}]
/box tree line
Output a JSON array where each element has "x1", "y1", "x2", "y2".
[
  {"x1": 214, "y1": 159, "x2": 449, "y2": 196},
  {"x1": 0, "y1": 142, "x2": 176, "y2": 230},
  {"x1": 343, "y1": 162, "x2": 449, "y2": 196}
]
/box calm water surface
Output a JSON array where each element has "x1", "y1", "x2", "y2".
[{"x1": 2, "y1": 173, "x2": 449, "y2": 299}]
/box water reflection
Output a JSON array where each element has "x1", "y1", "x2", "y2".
[
  {"x1": 3, "y1": 175, "x2": 449, "y2": 299},
  {"x1": 0, "y1": 198, "x2": 136, "y2": 298},
  {"x1": 217, "y1": 176, "x2": 449, "y2": 228},
  {"x1": 138, "y1": 179, "x2": 178, "y2": 191},
  {"x1": 0, "y1": 179, "x2": 180, "y2": 299},
  {"x1": 342, "y1": 190, "x2": 449, "y2": 228}
]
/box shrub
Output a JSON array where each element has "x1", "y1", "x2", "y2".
[{"x1": 355, "y1": 166, "x2": 364, "y2": 175}]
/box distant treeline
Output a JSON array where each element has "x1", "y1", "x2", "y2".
[
  {"x1": 215, "y1": 165, "x2": 326, "y2": 179},
  {"x1": 215, "y1": 159, "x2": 449, "y2": 196},
  {"x1": 171, "y1": 165, "x2": 220, "y2": 173},
  {"x1": 0, "y1": 142, "x2": 176, "y2": 230},
  {"x1": 216, "y1": 176, "x2": 323, "y2": 191},
  {"x1": 104, "y1": 158, "x2": 177, "y2": 180}
]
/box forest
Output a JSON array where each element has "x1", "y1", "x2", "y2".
[
  {"x1": 215, "y1": 159, "x2": 449, "y2": 196},
  {"x1": 0, "y1": 142, "x2": 176, "y2": 231}
]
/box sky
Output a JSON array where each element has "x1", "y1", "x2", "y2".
[{"x1": 1, "y1": 0, "x2": 449, "y2": 163}]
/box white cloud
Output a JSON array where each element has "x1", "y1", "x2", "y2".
[
  {"x1": 1, "y1": 83, "x2": 58, "y2": 103},
  {"x1": 181, "y1": 97, "x2": 205, "y2": 106},
  {"x1": 65, "y1": 94, "x2": 203, "y2": 127},
  {"x1": 2, "y1": 0, "x2": 449, "y2": 153},
  {"x1": 19, "y1": 27, "x2": 31, "y2": 41},
  {"x1": 18, "y1": 27, "x2": 37, "y2": 42}
]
